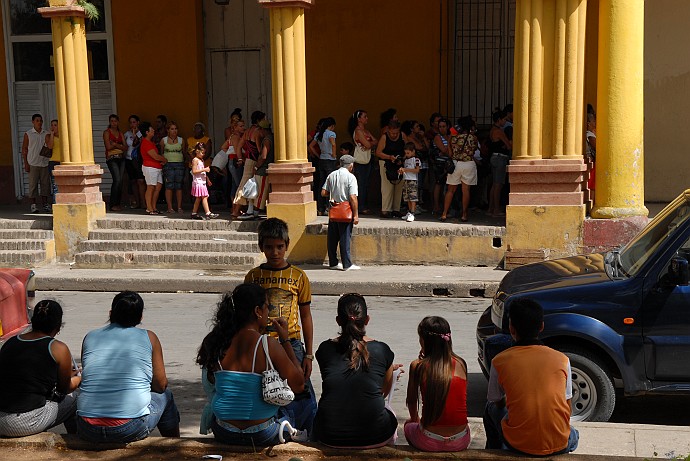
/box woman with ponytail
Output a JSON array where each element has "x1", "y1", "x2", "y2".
[
  {"x1": 196, "y1": 283, "x2": 306, "y2": 445},
  {"x1": 404, "y1": 316, "x2": 470, "y2": 452},
  {"x1": 314, "y1": 293, "x2": 402, "y2": 448}
]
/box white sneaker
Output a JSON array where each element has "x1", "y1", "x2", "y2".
[
  {"x1": 401, "y1": 212, "x2": 410, "y2": 220},
  {"x1": 345, "y1": 264, "x2": 361, "y2": 271},
  {"x1": 30, "y1": 204, "x2": 38, "y2": 213},
  {"x1": 406, "y1": 213, "x2": 415, "y2": 222},
  {"x1": 329, "y1": 263, "x2": 343, "y2": 270}
]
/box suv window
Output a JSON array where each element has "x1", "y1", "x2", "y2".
[{"x1": 620, "y1": 203, "x2": 690, "y2": 276}]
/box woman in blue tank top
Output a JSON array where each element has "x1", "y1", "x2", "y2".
[
  {"x1": 196, "y1": 283, "x2": 306, "y2": 445},
  {"x1": 76, "y1": 291, "x2": 180, "y2": 443}
]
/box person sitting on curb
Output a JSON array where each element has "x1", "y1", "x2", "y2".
[
  {"x1": 483, "y1": 298, "x2": 579, "y2": 456},
  {"x1": 76, "y1": 291, "x2": 180, "y2": 443}
]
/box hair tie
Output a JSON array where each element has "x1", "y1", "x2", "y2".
[
  {"x1": 349, "y1": 315, "x2": 357, "y2": 321},
  {"x1": 425, "y1": 330, "x2": 451, "y2": 342}
]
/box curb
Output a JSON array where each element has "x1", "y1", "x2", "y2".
[
  {"x1": 0, "y1": 433, "x2": 643, "y2": 461},
  {"x1": 33, "y1": 275, "x2": 500, "y2": 298}
]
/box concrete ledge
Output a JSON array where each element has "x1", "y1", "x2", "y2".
[{"x1": 0, "y1": 433, "x2": 644, "y2": 460}]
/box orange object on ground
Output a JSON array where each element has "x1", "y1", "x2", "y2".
[{"x1": 0, "y1": 268, "x2": 33, "y2": 340}]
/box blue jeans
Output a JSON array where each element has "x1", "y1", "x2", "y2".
[
  {"x1": 48, "y1": 161, "x2": 60, "y2": 203},
  {"x1": 353, "y1": 162, "x2": 372, "y2": 212},
  {"x1": 327, "y1": 220, "x2": 353, "y2": 269},
  {"x1": 106, "y1": 157, "x2": 125, "y2": 209},
  {"x1": 278, "y1": 339, "x2": 317, "y2": 434},
  {"x1": 212, "y1": 416, "x2": 295, "y2": 446},
  {"x1": 483, "y1": 401, "x2": 579, "y2": 455},
  {"x1": 76, "y1": 389, "x2": 180, "y2": 443}
]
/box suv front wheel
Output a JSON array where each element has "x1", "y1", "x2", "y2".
[{"x1": 562, "y1": 348, "x2": 616, "y2": 422}]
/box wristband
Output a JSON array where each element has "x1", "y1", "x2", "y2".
[
  {"x1": 304, "y1": 354, "x2": 314, "y2": 360},
  {"x1": 279, "y1": 338, "x2": 290, "y2": 345}
]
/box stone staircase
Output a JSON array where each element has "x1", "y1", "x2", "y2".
[
  {"x1": 0, "y1": 218, "x2": 56, "y2": 268},
  {"x1": 73, "y1": 217, "x2": 264, "y2": 269}
]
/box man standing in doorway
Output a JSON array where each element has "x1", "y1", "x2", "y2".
[{"x1": 22, "y1": 114, "x2": 50, "y2": 213}]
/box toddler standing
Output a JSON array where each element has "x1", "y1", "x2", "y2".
[
  {"x1": 399, "y1": 142, "x2": 421, "y2": 222},
  {"x1": 190, "y1": 142, "x2": 219, "y2": 220}
]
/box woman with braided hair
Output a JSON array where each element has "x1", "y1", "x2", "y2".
[
  {"x1": 314, "y1": 293, "x2": 403, "y2": 447},
  {"x1": 0, "y1": 300, "x2": 80, "y2": 437},
  {"x1": 404, "y1": 316, "x2": 470, "y2": 451}
]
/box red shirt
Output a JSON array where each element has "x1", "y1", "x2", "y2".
[
  {"x1": 421, "y1": 358, "x2": 468, "y2": 427},
  {"x1": 140, "y1": 138, "x2": 161, "y2": 169}
]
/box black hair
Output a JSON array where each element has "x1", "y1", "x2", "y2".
[
  {"x1": 109, "y1": 114, "x2": 119, "y2": 121},
  {"x1": 128, "y1": 114, "x2": 140, "y2": 122},
  {"x1": 401, "y1": 120, "x2": 415, "y2": 136},
  {"x1": 503, "y1": 104, "x2": 513, "y2": 114},
  {"x1": 231, "y1": 107, "x2": 242, "y2": 118},
  {"x1": 139, "y1": 122, "x2": 152, "y2": 136},
  {"x1": 340, "y1": 141, "x2": 354, "y2": 155},
  {"x1": 429, "y1": 112, "x2": 442, "y2": 126},
  {"x1": 388, "y1": 120, "x2": 401, "y2": 130},
  {"x1": 32, "y1": 113, "x2": 42, "y2": 121},
  {"x1": 156, "y1": 115, "x2": 168, "y2": 125},
  {"x1": 251, "y1": 111, "x2": 266, "y2": 125},
  {"x1": 109, "y1": 291, "x2": 144, "y2": 328},
  {"x1": 458, "y1": 116, "x2": 474, "y2": 133},
  {"x1": 404, "y1": 142, "x2": 416, "y2": 152},
  {"x1": 380, "y1": 108, "x2": 397, "y2": 128},
  {"x1": 437, "y1": 118, "x2": 450, "y2": 129},
  {"x1": 492, "y1": 108, "x2": 506, "y2": 123},
  {"x1": 31, "y1": 299, "x2": 63, "y2": 334},
  {"x1": 258, "y1": 217, "x2": 290, "y2": 249},
  {"x1": 316, "y1": 117, "x2": 336, "y2": 142},
  {"x1": 336, "y1": 293, "x2": 370, "y2": 370},
  {"x1": 509, "y1": 298, "x2": 543, "y2": 340},
  {"x1": 348, "y1": 109, "x2": 366, "y2": 138},
  {"x1": 50, "y1": 119, "x2": 58, "y2": 125},
  {"x1": 196, "y1": 283, "x2": 266, "y2": 382},
  {"x1": 587, "y1": 103, "x2": 595, "y2": 115}
]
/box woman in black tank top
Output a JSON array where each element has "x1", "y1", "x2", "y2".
[
  {"x1": 488, "y1": 110, "x2": 512, "y2": 217},
  {"x1": 0, "y1": 300, "x2": 80, "y2": 437},
  {"x1": 375, "y1": 120, "x2": 406, "y2": 217}
]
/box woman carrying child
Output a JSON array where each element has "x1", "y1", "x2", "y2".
[
  {"x1": 314, "y1": 293, "x2": 402, "y2": 448},
  {"x1": 190, "y1": 142, "x2": 219, "y2": 220},
  {"x1": 196, "y1": 283, "x2": 306, "y2": 445},
  {"x1": 404, "y1": 316, "x2": 470, "y2": 452}
]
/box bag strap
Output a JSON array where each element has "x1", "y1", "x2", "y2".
[
  {"x1": 261, "y1": 334, "x2": 276, "y2": 372},
  {"x1": 251, "y1": 335, "x2": 264, "y2": 373}
]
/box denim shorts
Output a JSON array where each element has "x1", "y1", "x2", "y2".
[
  {"x1": 163, "y1": 162, "x2": 186, "y2": 190},
  {"x1": 76, "y1": 389, "x2": 180, "y2": 443}
]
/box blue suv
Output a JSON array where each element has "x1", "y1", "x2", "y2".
[{"x1": 477, "y1": 191, "x2": 690, "y2": 421}]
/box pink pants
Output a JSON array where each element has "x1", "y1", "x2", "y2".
[{"x1": 404, "y1": 422, "x2": 471, "y2": 452}]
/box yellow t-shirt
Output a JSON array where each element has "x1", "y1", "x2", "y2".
[
  {"x1": 244, "y1": 264, "x2": 311, "y2": 340},
  {"x1": 50, "y1": 136, "x2": 61, "y2": 162},
  {"x1": 187, "y1": 136, "x2": 211, "y2": 167}
]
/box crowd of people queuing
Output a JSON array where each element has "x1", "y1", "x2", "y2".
[
  {"x1": 0, "y1": 217, "x2": 578, "y2": 455},
  {"x1": 23, "y1": 104, "x2": 521, "y2": 222}
]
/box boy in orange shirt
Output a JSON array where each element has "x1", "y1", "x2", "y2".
[{"x1": 483, "y1": 298, "x2": 579, "y2": 456}]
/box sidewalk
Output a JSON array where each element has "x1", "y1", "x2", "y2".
[
  {"x1": 32, "y1": 263, "x2": 507, "y2": 297},
  {"x1": 1, "y1": 418, "x2": 689, "y2": 460}
]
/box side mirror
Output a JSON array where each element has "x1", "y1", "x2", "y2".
[{"x1": 668, "y1": 256, "x2": 690, "y2": 286}]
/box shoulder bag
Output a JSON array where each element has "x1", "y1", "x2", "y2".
[
  {"x1": 353, "y1": 142, "x2": 372, "y2": 165},
  {"x1": 39, "y1": 144, "x2": 53, "y2": 158},
  {"x1": 261, "y1": 335, "x2": 295, "y2": 406},
  {"x1": 328, "y1": 200, "x2": 353, "y2": 222}
]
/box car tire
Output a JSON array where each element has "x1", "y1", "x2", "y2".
[{"x1": 562, "y1": 348, "x2": 616, "y2": 422}]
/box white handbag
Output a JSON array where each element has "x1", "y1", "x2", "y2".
[
  {"x1": 261, "y1": 335, "x2": 295, "y2": 406},
  {"x1": 353, "y1": 143, "x2": 371, "y2": 165}
]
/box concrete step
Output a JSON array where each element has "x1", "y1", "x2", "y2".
[
  {"x1": 0, "y1": 229, "x2": 54, "y2": 240},
  {"x1": 0, "y1": 239, "x2": 51, "y2": 251},
  {"x1": 94, "y1": 217, "x2": 261, "y2": 232},
  {"x1": 73, "y1": 251, "x2": 262, "y2": 269},
  {"x1": 88, "y1": 229, "x2": 257, "y2": 242},
  {"x1": 0, "y1": 250, "x2": 48, "y2": 268},
  {"x1": 78, "y1": 239, "x2": 260, "y2": 253},
  {"x1": 0, "y1": 218, "x2": 53, "y2": 230}
]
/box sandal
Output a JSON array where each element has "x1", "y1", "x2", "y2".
[
  {"x1": 177, "y1": 208, "x2": 184, "y2": 213},
  {"x1": 147, "y1": 210, "x2": 158, "y2": 216},
  {"x1": 166, "y1": 209, "x2": 175, "y2": 214},
  {"x1": 206, "y1": 212, "x2": 219, "y2": 219},
  {"x1": 440, "y1": 216, "x2": 447, "y2": 222},
  {"x1": 191, "y1": 213, "x2": 205, "y2": 220}
]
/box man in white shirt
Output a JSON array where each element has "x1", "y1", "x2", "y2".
[{"x1": 22, "y1": 114, "x2": 50, "y2": 213}]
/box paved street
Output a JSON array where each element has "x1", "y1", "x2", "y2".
[{"x1": 34, "y1": 291, "x2": 690, "y2": 438}]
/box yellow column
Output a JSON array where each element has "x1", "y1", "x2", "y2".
[
  {"x1": 591, "y1": 0, "x2": 648, "y2": 218},
  {"x1": 261, "y1": 0, "x2": 318, "y2": 262},
  {"x1": 512, "y1": 0, "x2": 531, "y2": 160},
  {"x1": 40, "y1": 4, "x2": 105, "y2": 260}
]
